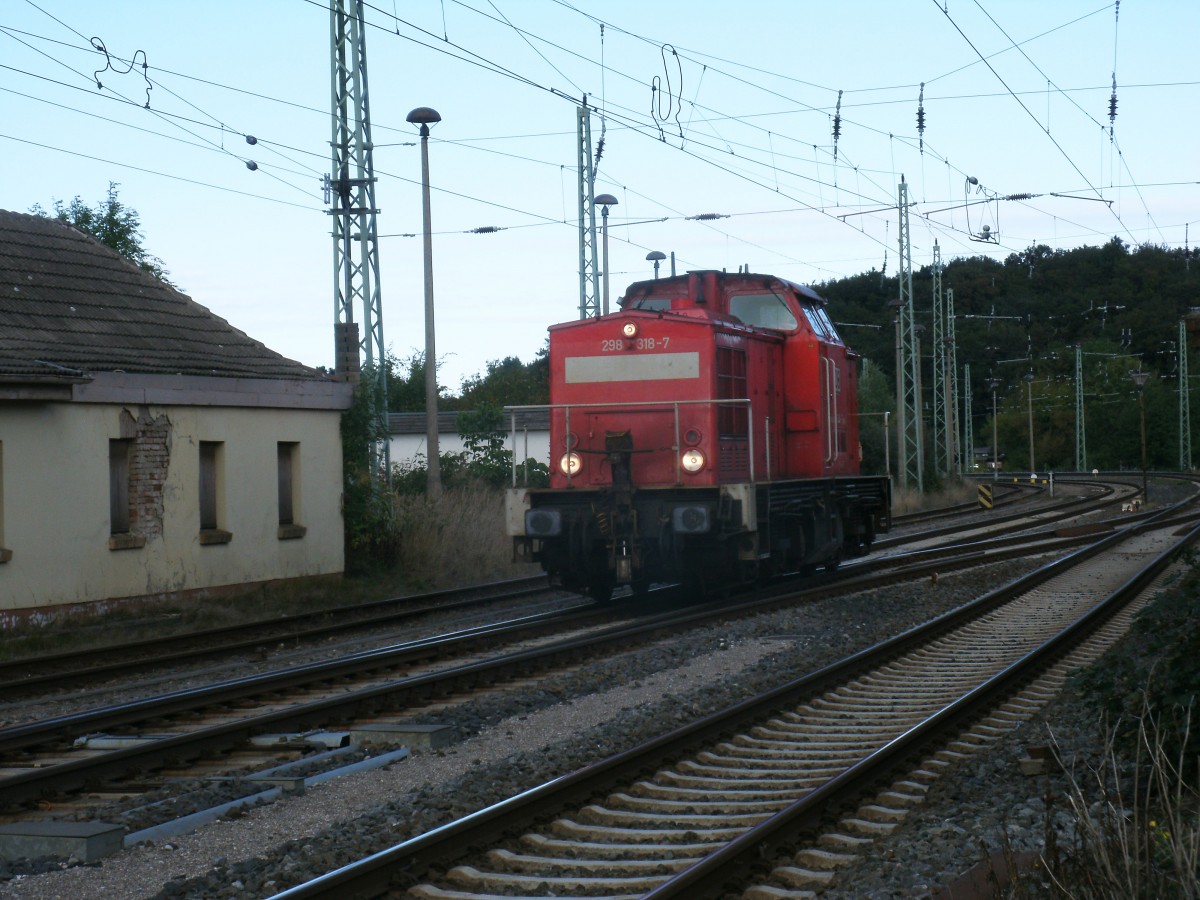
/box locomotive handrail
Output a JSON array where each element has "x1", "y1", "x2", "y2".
[
  {"x1": 823, "y1": 355, "x2": 836, "y2": 465},
  {"x1": 505, "y1": 398, "x2": 754, "y2": 487}
]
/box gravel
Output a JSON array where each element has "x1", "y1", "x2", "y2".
[{"x1": 0, "y1": 557, "x2": 1114, "y2": 899}]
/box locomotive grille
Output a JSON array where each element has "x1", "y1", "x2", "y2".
[{"x1": 718, "y1": 441, "x2": 749, "y2": 480}]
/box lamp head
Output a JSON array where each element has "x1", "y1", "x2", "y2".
[{"x1": 406, "y1": 107, "x2": 441, "y2": 136}]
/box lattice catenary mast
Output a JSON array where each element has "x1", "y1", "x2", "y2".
[
  {"x1": 961, "y1": 362, "x2": 973, "y2": 474},
  {"x1": 931, "y1": 242, "x2": 947, "y2": 475},
  {"x1": 932, "y1": 246, "x2": 958, "y2": 477},
  {"x1": 895, "y1": 178, "x2": 923, "y2": 491},
  {"x1": 328, "y1": 0, "x2": 389, "y2": 476},
  {"x1": 1181, "y1": 319, "x2": 1192, "y2": 470},
  {"x1": 577, "y1": 100, "x2": 601, "y2": 319},
  {"x1": 1075, "y1": 345, "x2": 1087, "y2": 472}
]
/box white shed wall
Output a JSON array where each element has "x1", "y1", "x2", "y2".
[{"x1": 0, "y1": 401, "x2": 344, "y2": 613}]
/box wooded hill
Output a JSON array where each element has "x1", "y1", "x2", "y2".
[{"x1": 819, "y1": 238, "x2": 1198, "y2": 478}]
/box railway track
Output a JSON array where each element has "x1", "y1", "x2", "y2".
[
  {"x1": 0, "y1": 475, "x2": 1127, "y2": 702},
  {"x1": 0, "y1": 575, "x2": 565, "y2": 697},
  {"x1": 0, "y1": 506, "x2": 1126, "y2": 822},
  {"x1": 0, "y1": 477, "x2": 1185, "y2": 878},
  {"x1": 271, "y1": 502, "x2": 1198, "y2": 899},
  {"x1": 0, "y1": 487, "x2": 1180, "y2": 811}
]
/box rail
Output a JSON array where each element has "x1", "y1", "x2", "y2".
[
  {"x1": 273, "y1": 497, "x2": 1200, "y2": 899},
  {"x1": 504, "y1": 398, "x2": 754, "y2": 488}
]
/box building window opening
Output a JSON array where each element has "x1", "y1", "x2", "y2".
[
  {"x1": 109, "y1": 439, "x2": 132, "y2": 534},
  {"x1": 277, "y1": 442, "x2": 306, "y2": 540},
  {"x1": 199, "y1": 440, "x2": 231, "y2": 544}
]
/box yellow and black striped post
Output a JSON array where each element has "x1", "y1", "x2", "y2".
[{"x1": 978, "y1": 483, "x2": 994, "y2": 510}]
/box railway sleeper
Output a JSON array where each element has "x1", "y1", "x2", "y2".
[
  {"x1": 856, "y1": 802, "x2": 911, "y2": 824},
  {"x1": 520, "y1": 832, "x2": 724, "y2": 859},
  {"x1": 576, "y1": 802, "x2": 769, "y2": 829},
  {"x1": 876, "y1": 788, "x2": 925, "y2": 808},
  {"x1": 837, "y1": 815, "x2": 901, "y2": 837},
  {"x1": 604, "y1": 791, "x2": 795, "y2": 815},
  {"x1": 683, "y1": 756, "x2": 847, "y2": 776},
  {"x1": 550, "y1": 817, "x2": 747, "y2": 844},
  {"x1": 443, "y1": 863, "x2": 664, "y2": 896},
  {"x1": 714, "y1": 740, "x2": 883, "y2": 759},
  {"x1": 817, "y1": 830, "x2": 876, "y2": 851},
  {"x1": 742, "y1": 886, "x2": 819, "y2": 900},
  {"x1": 485, "y1": 847, "x2": 696, "y2": 876},
  {"x1": 753, "y1": 720, "x2": 901, "y2": 738},
  {"x1": 793, "y1": 846, "x2": 859, "y2": 870},
  {"x1": 628, "y1": 780, "x2": 806, "y2": 801},
  {"x1": 659, "y1": 768, "x2": 831, "y2": 790},
  {"x1": 732, "y1": 733, "x2": 880, "y2": 752},
  {"x1": 772, "y1": 864, "x2": 838, "y2": 889}
]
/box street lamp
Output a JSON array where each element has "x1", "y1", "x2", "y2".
[
  {"x1": 596, "y1": 193, "x2": 618, "y2": 314},
  {"x1": 1024, "y1": 370, "x2": 1036, "y2": 475},
  {"x1": 987, "y1": 377, "x2": 1001, "y2": 481},
  {"x1": 1131, "y1": 370, "x2": 1150, "y2": 502},
  {"x1": 407, "y1": 105, "x2": 442, "y2": 499},
  {"x1": 646, "y1": 250, "x2": 666, "y2": 279}
]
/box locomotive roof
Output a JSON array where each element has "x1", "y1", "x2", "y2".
[{"x1": 618, "y1": 270, "x2": 828, "y2": 308}]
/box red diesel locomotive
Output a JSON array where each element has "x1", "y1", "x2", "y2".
[{"x1": 506, "y1": 270, "x2": 890, "y2": 600}]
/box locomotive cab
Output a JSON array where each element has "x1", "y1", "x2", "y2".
[{"x1": 507, "y1": 271, "x2": 890, "y2": 600}]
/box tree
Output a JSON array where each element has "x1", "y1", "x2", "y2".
[
  {"x1": 31, "y1": 182, "x2": 175, "y2": 285},
  {"x1": 384, "y1": 352, "x2": 442, "y2": 412},
  {"x1": 456, "y1": 348, "x2": 549, "y2": 410}
]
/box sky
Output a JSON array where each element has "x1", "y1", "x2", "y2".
[{"x1": 3, "y1": 1, "x2": 1197, "y2": 390}]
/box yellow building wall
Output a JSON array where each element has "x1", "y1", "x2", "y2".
[{"x1": 0, "y1": 401, "x2": 344, "y2": 613}]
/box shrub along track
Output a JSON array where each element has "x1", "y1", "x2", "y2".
[{"x1": 271, "y1": 505, "x2": 1199, "y2": 899}]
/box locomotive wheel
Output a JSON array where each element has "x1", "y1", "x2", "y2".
[{"x1": 587, "y1": 574, "x2": 614, "y2": 603}]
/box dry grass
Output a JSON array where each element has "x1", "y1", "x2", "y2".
[
  {"x1": 392, "y1": 483, "x2": 539, "y2": 591},
  {"x1": 890, "y1": 479, "x2": 979, "y2": 516},
  {"x1": 1035, "y1": 710, "x2": 1200, "y2": 898}
]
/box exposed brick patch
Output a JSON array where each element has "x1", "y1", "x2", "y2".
[{"x1": 121, "y1": 407, "x2": 171, "y2": 541}]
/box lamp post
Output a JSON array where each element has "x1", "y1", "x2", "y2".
[
  {"x1": 646, "y1": 250, "x2": 666, "y2": 279},
  {"x1": 883, "y1": 410, "x2": 891, "y2": 478},
  {"x1": 407, "y1": 105, "x2": 442, "y2": 498},
  {"x1": 987, "y1": 377, "x2": 1001, "y2": 481},
  {"x1": 596, "y1": 193, "x2": 618, "y2": 314},
  {"x1": 1132, "y1": 370, "x2": 1150, "y2": 502},
  {"x1": 1024, "y1": 370, "x2": 1036, "y2": 474}
]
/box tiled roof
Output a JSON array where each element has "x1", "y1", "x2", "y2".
[{"x1": 0, "y1": 209, "x2": 323, "y2": 380}]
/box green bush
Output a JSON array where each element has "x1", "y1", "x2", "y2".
[
  {"x1": 392, "y1": 402, "x2": 549, "y2": 496},
  {"x1": 340, "y1": 374, "x2": 400, "y2": 572}
]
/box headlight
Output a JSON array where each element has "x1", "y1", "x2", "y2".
[
  {"x1": 680, "y1": 448, "x2": 705, "y2": 473},
  {"x1": 684, "y1": 428, "x2": 703, "y2": 445},
  {"x1": 559, "y1": 452, "x2": 582, "y2": 476},
  {"x1": 622, "y1": 321, "x2": 639, "y2": 339}
]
